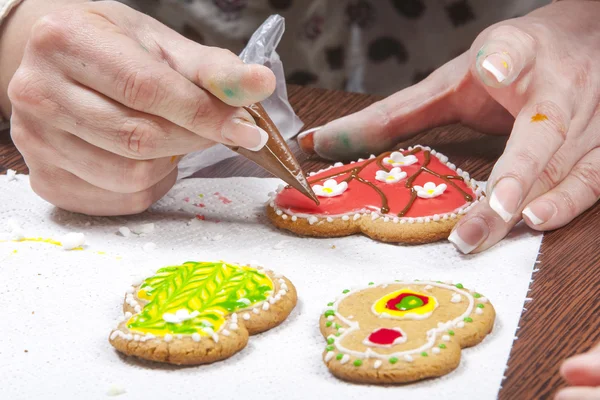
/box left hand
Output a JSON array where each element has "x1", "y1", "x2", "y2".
[
  {"x1": 298, "y1": 1, "x2": 600, "y2": 253},
  {"x1": 556, "y1": 343, "x2": 600, "y2": 399}
]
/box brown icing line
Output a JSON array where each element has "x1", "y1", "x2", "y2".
[{"x1": 308, "y1": 147, "x2": 473, "y2": 217}]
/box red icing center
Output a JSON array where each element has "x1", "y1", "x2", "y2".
[
  {"x1": 367, "y1": 328, "x2": 403, "y2": 345},
  {"x1": 274, "y1": 149, "x2": 476, "y2": 218}
]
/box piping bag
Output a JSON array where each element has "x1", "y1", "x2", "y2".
[{"x1": 177, "y1": 15, "x2": 318, "y2": 203}]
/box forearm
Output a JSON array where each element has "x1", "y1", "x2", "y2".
[{"x1": 0, "y1": 0, "x2": 88, "y2": 118}]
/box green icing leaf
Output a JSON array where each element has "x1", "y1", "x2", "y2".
[{"x1": 127, "y1": 261, "x2": 273, "y2": 335}]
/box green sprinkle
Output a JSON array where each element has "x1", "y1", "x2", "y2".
[
  {"x1": 327, "y1": 338, "x2": 334, "y2": 345},
  {"x1": 436, "y1": 280, "x2": 443, "y2": 283},
  {"x1": 327, "y1": 302, "x2": 334, "y2": 306},
  {"x1": 336, "y1": 353, "x2": 344, "y2": 360},
  {"x1": 342, "y1": 289, "x2": 350, "y2": 294},
  {"x1": 421, "y1": 352, "x2": 428, "y2": 357},
  {"x1": 477, "y1": 303, "x2": 484, "y2": 308},
  {"x1": 353, "y1": 359, "x2": 363, "y2": 367},
  {"x1": 368, "y1": 282, "x2": 374, "y2": 285},
  {"x1": 389, "y1": 357, "x2": 398, "y2": 364},
  {"x1": 334, "y1": 323, "x2": 341, "y2": 329},
  {"x1": 326, "y1": 321, "x2": 332, "y2": 327},
  {"x1": 448, "y1": 330, "x2": 455, "y2": 336},
  {"x1": 223, "y1": 88, "x2": 235, "y2": 98},
  {"x1": 324, "y1": 310, "x2": 335, "y2": 317},
  {"x1": 198, "y1": 194, "x2": 204, "y2": 198},
  {"x1": 326, "y1": 345, "x2": 334, "y2": 351},
  {"x1": 473, "y1": 293, "x2": 482, "y2": 298},
  {"x1": 464, "y1": 317, "x2": 473, "y2": 323},
  {"x1": 439, "y1": 344, "x2": 447, "y2": 349},
  {"x1": 334, "y1": 332, "x2": 341, "y2": 337},
  {"x1": 455, "y1": 283, "x2": 464, "y2": 289}
]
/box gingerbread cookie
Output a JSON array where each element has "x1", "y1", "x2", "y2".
[
  {"x1": 320, "y1": 281, "x2": 495, "y2": 384},
  {"x1": 267, "y1": 145, "x2": 484, "y2": 243},
  {"x1": 109, "y1": 261, "x2": 297, "y2": 365}
]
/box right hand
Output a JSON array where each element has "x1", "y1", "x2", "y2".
[{"x1": 8, "y1": 1, "x2": 275, "y2": 215}]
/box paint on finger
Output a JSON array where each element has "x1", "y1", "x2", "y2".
[{"x1": 530, "y1": 113, "x2": 548, "y2": 123}]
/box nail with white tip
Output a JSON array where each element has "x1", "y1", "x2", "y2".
[
  {"x1": 489, "y1": 177, "x2": 522, "y2": 223},
  {"x1": 478, "y1": 52, "x2": 512, "y2": 85},
  {"x1": 448, "y1": 217, "x2": 489, "y2": 254}
]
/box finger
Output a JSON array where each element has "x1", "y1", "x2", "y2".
[
  {"x1": 27, "y1": 11, "x2": 268, "y2": 151},
  {"x1": 555, "y1": 387, "x2": 600, "y2": 400},
  {"x1": 485, "y1": 97, "x2": 572, "y2": 222},
  {"x1": 10, "y1": 115, "x2": 179, "y2": 194},
  {"x1": 8, "y1": 74, "x2": 215, "y2": 159},
  {"x1": 27, "y1": 162, "x2": 176, "y2": 216},
  {"x1": 298, "y1": 52, "x2": 513, "y2": 160},
  {"x1": 84, "y1": 1, "x2": 276, "y2": 107},
  {"x1": 522, "y1": 147, "x2": 600, "y2": 230},
  {"x1": 560, "y1": 346, "x2": 600, "y2": 386},
  {"x1": 471, "y1": 24, "x2": 536, "y2": 92}
]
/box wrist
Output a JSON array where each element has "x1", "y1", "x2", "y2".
[{"x1": 0, "y1": 0, "x2": 88, "y2": 118}]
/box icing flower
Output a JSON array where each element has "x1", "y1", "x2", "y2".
[
  {"x1": 312, "y1": 179, "x2": 348, "y2": 197},
  {"x1": 375, "y1": 167, "x2": 407, "y2": 184},
  {"x1": 414, "y1": 182, "x2": 447, "y2": 199},
  {"x1": 163, "y1": 309, "x2": 200, "y2": 324},
  {"x1": 383, "y1": 151, "x2": 418, "y2": 167}
]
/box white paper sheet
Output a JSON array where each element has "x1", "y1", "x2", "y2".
[{"x1": 0, "y1": 175, "x2": 542, "y2": 400}]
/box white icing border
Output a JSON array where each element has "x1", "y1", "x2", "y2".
[
  {"x1": 270, "y1": 145, "x2": 486, "y2": 225},
  {"x1": 323, "y1": 281, "x2": 488, "y2": 367},
  {"x1": 110, "y1": 263, "x2": 289, "y2": 344}
]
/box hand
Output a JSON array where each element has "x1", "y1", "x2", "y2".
[
  {"x1": 298, "y1": 1, "x2": 600, "y2": 253},
  {"x1": 556, "y1": 343, "x2": 600, "y2": 399},
  {"x1": 6, "y1": 1, "x2": 275, "y2": 215}
]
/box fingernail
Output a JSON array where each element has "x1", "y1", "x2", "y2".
[
  {"x1": 222, "y1": 117, "x2": 268, "y2": 151},
  {"x1": 297, "y1": 129, "x2": 317, "y2": 156},
  {"x1": 489, "y1": 177, "x2": 522, "y2": 222},
  {"x1": 523, "y1": 201, "x2": 555, "y2": 225},
  {"x1": 479, "y1": 52, "x2": 511, "y2": 84},
  {"x1": 448, "y1": 217, "x2": 489, "y2": 254}
]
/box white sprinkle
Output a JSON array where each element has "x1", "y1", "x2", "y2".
[
  {"x1": 327, "y1": 315, "x2": 334, "y2": 321},
  {"x1": 450, "y1": 213, "x2": 457, "y2": 219},
  {"x1": 212, "y1": 334, "x2": 219, "y2": 343},
  {"x1": 476, "y1": 308, "x2": 483, "y2": 315},
  {"x1": 373, "y1": 360, "x2": 382, "y2": 369},
  {"x1": 325, "y1": 351, "x2": 335, "y2": 362},
  {"x1": 416, "y1": 217, "x2": 424, "y2": 224},
  {"x1": 143, "y1": 242, "x2": 156, "y2": 252},
  {"x1": 6, "y1": 169, "x2": 17, "y2": 181},
  {"x1": 262, "y1": 302, "x2": 270, "y2": 311},
  {"x1": 432, "y1": 347, "x2": 441, "y2": 354},
  {"x1": 118, "y1": 227, "x2": 131, "y2": 237},
  {"x1": 403, "y1": 355, "x2": 413, "y2": 362},
  {"x1": 340, "y1": 355, "x2": 350, "y2": 364},
  {"x1": 281, "y1": 214, "x2": 288, "y2": 220},
  {"x1": 393, "y1": 218, "x2": 399, "y2": 223},
  {"x1": 383, "y1": 217, "x2": 390, "y2": 223},
  {"x1": 407, "y1": 218, "x2": 414, "y2": 224},
  {"x1": 253, "y1": 308, "x2": 260, "y2": 314},
  {"x1": 291, "y1": 215, "x2": 297, "y2": 222},
  {"x1": 326, "y1": 217, "x2": 334, "y2": 223},
  {"x1": 308, "y1": 216, "x2": 319, "y2": 225},
  {"x1": 276, "y1": 209, "x2": 283, "y2": 216},
  {"x1": 479, "y1": 297, "x2": 489, "y2": 303},
  {"x1": 164, "y1": 334, "x2": 173, "y2": 342},
  {"x1": 131, "y1": 223, "x2": 155, "y2": 235},
  {"x1": 192, "y1": 333, "x2": 201, "y2": 342},
  {"x1": 451, "y1": 293, "x2": 462, "y2": 303},
  {"x1": 60, "y1": 232, "x2": 85, "y2": 250},
  {"x1": 229, "y1": 323, "x2": 239, "y2": 330},
  {"x1": 124, "y1": 312, "x2": 132, "y2": 319},
  {"x1": 231, "y1": 313, "x2": 238, "y2": 322},
  {"x1": 353, "y1": 213, "x2": 361, "y2": 221},
  {"x1": 242, "y1": 313, "x2": 250, "y2": 320},
  {"x1": 443, "y1": 335, "x2": 451, "y2": 341},
  {"x1": 342, "y1": 215, "x2": 350, "y2": 221},
  {"x1": 124, "y1": 334, "x2": 133, "y2": 341},
  {"x1": 371, "y1": 213, "x2": 379, "y2": 221},
  {"x1": 424, "y1": 217, "x2": 431, "y2": 223},
  {"x1": 106, "y1": 384, "x2": 126, "y2": 397},
  {"x1": 222, "y1": 329, "x2": 231, "y2": 336}
]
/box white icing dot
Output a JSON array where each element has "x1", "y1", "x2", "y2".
[
  {"x1": 340, "y1": 355, "x2": 350, "y2": 364},
  {"x1": 118, "y1": 227, "x2": 131, "y2": 237},
  {"x1": 403, "y1": 355, "x2": 413, "y2": 363},
  {"x1": 222, "y1": 329, "x2": 231, "y2": 336},
  {"x1": 326, "y1": 217, "x2": 334, "y2": 223},
  {"x1": 60, "y1": 232, "x2": 86, "y2": 250},
  {"x1": 308, "y1": 216, "x2": 319, "y2": 225},
  {"x1": 229, "y1": 323, "x2": 239, "y2": 330},
  {"x1": 325, "y1": 351, "x2": 335, "y2": 362},
  {"x1": 393, "y1": 218, "x2": 399, "y2": 224},
  {"x1": 342, "y1": 215, "x2": 350, "y2": 221},
  {"x1": 124, "y1": 312, "x2": 132, "y2": 319},
  {"x1": 383, "y1": 217, "x2": 390, "y2": 223},
  {"x1": 327, "y1": 315, "x2": 335, "y2": 321},
  {"x1": 443, "y1": 335, "x2": 451, "y2": 341},
  {"x1": 281, "y1": 214, "x2": 288, "y2": 220},
  {"x1": 353, "y1": 214, "x2": 361, "y2": 221},
  {"x1": 192, "y1": 333, "x2": 201, "y2": 342},
  {"x1": 133, "y1": 335, "x2": 140, "y2": 341},
  {"x1": 242, "y1": 313, "x2": 251, "y2": 320},
  {"x1": 231, "y1": 313, "x2": 238, "y2": 322},
  {"x1": 424, "y1": 217, "x2": 431, "y2": 223},
  {"x1": 476, "y1": 308, "x2": 483, "y2": 315},
  {"x1": 400, "y1": 219, "x2": 406, "y2": 224},
  {"x1": 373, "y1": 360, "x2": 382, "y2": 369},
  {"x1": 253, "y1": 308, "x2": 260, "y2": 314},
  {"x1": 451, "y1": 293, "x2": 462, "y2": 303},
  {"x1": 276, "y1": 209, "x2": 283, "y2": 216},
  {"x1": 371, "y1": 213, "x2": 379, "y2": 221},
  {"x1": 164, "y1": 334, "x2": 173, "y2": 342},
  {"x1": 479, "y1": 297, "x2": 489, "y2": 303},
  {"x1": 291, "y1": 216, "x2": 297, "y2": 222},
  {"x1": 262, "y1": 302, "x2": 270, "y2": 311},
  {"x1": 212, "y1": 334, "x2": 219, "y2": 343},
  {"x1": 408, "y1": 218, "x2": 414, "y2": 224},
  {"x1": 432, "y1": 347, "x2": 441, "y2": 354},
  {"x1": 416, "y1": 217, "x2": 424, "y2": 224}
]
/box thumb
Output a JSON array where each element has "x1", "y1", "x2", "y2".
[{"x1": 298, "y1": 53, "x2": 471, "y2": 161}]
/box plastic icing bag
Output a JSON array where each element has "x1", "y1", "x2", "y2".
[{"x1": 177, "y1": 15, "x2": 304, "y2": 180}]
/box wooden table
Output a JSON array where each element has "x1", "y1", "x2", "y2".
[{"x1": 1, "y1": 85, "x2": 598, "y2": 399}]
